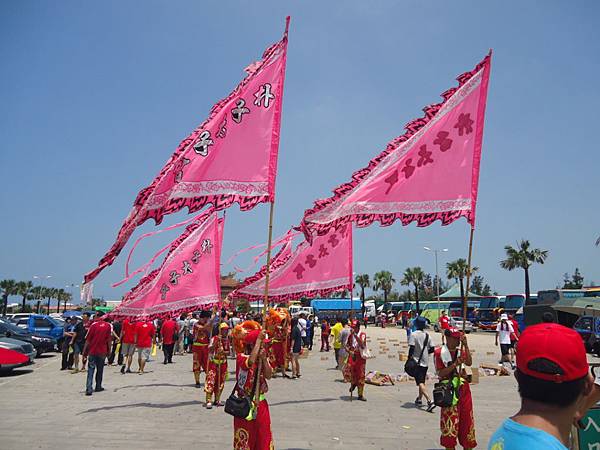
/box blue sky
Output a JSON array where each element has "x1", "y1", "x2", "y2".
[{"x1": 1, "y1": 1, "x2": 599, "y2": 302}]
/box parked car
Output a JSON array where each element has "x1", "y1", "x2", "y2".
[
  {"x1": 573, "y1": 315, "x2": 600, "y2": 356},
  {"x1": 448, "y1": 316, "x2": 474, "y2": 334},
  {"x1": 0, "y1": 318, "x2": 56, "y2": 356},
  {"x1": 11, "y1": 314, "x2": 65, "y2": 350},
  {"x1": 0, "y1": 337, "x2": 36, "y2": 363},
  {"x1": 0, "y1": 347, "x2": 30, "y2": 372},
  {"x1": 6, "y1": 313, "x2": 32, "y2": 322}
]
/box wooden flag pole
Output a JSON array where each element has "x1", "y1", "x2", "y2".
[
  {"x1": 462, "y1": 227, "x2": 475, "y2": 333},
  {"x1": 262, "y1": 201, "x2": 276, "y2": 316}
]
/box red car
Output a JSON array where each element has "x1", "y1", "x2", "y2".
[{"x1": 0, "y1": 347, "x2": 29, "y2": 372}]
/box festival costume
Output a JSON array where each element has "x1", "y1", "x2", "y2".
[
  {"x1": 205, "y1": 333, "x2": 228, "y2": 404},
  {"x1": 269, "y1": 325, "x2": 287, "y2": 369},
  {"x1": 434, "y1": 346, "x2": 477, "y2": 449},
  {"x1": 233, "y1": 353, "x2": 274, "y2": 450},
  {"x1": 345, "y1": 331, "x2": 367, "y2": 398},
  {"x1": 192, "y1": 322, "x2": 210, "y2": 382}
]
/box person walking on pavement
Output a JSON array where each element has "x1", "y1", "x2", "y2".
[
  {"x1": 496, "y1": 313, "x2": 517, "y2": 369},
  {"x1": 82, "y1": 311, "x2": 112, "y2": 396},
  {"x1": 344, "y1": 320, "x2": 368, "y2": 401},
  {"x1": 205, "y1": 322, "x2": 229, "y2": 409},
  {"x1": 160, "y1": 316, "x2": 178, "y2": 364},
  {"x1": 135, "y1": 319, "x2": 155, "y2": 374},
  {"x1": 107, "y1": 319, "x2": 122, "y2": 366},
  {"x1": 290, "y1": 317, "x2": 302, "y2": 379},
  {"x1": 119, "y1": 318, "x2": 137, "y2": 374},
  {"x1": 331, "y1": 317, "x2": 343, "y2": 368},
  {"x1": 320, "y1": 319, "x2": 331, "y2": 352},
  {"x1": 408, "y1": 316, "x2": 436, "y2": 412}
]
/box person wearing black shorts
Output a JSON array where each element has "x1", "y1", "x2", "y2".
[{"x1": 408, "y1": 317, "x2": 436, "y2": 412}]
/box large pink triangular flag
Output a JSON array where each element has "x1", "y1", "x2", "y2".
[
  {"x1": 301, "y1": 53, "x2": 491, "y2": 240},
  {"x1": 111, "y1": 210, "x2": 222, "y2": 319},
  {"x1": 231, "y1": 225, "x2": 353, "y2": 303},
  {"x1": 85, "y1": 18, "x2": 290, "y2": 283}
]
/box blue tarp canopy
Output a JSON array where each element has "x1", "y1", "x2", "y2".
[{"x1": 311, "y1": 299, "x2": 362, "y2": 311}]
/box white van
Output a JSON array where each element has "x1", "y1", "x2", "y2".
[{"x1": 289, "y1": 305, "x2": 314, "y2": 318}]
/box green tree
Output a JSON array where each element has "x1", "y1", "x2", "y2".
[
  {"x1": 62, "y1": 292, "x2": 73, "y2": 313},
  {"x1": 500, "y1": 240, "x2": 549, "y2": 302},
  {"x1": 470, "y1": 275, "x2": 492, "y2": 296},
  {"x1": 563, "y1": 268, "x2": 584, "y2": 289},
  {"x1": 355, "y1": 274, "x2": 370, "y2": 318},
  {"x1": 446, "y1": 259, "x2": 479, "y2": 300},
  {"x1": 55, "y1": 289, "x2": 66, "y2": 313},
  {"x1": 17, "y1": 281, "x2": 34, "y2": 312},
  {"x1": 373, "y1": 271, "x2": 396, "y2": 304},
  {"x1": 400, "y1": 267, "x2": 426, "y2": 313},
  {"x1": 1, "y1": 279, "x2": 18, "y2": 316}
]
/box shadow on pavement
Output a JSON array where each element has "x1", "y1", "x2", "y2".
[
  {"x1": 0, "y1": 368, "x2": 34, "y2": 377},
  {"x1": 399, "y1": 402, "x2": 421, "y2": 410},
  {"x1": 78, "y1": 400, "x2": 199, "y2": 414},
  {"x1": 36, "y1": 354, "x2": 57, "y2": 359},
  {"x1": 113, "y1": 382, "x2": 196, "y2": 392},
  {"x1": 269, "y1": 397, "x2": 337, "y2": 407}
]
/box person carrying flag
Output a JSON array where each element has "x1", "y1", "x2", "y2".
[
  {"x1": 192, "y1": 310, "x2": 212, "y2": 387},
  {"x1": 344, "y1": 320, "x2": 367, "y2": 401},
  {"x1": 205, "y1": 322, "x2": 229, "y2": 409}
]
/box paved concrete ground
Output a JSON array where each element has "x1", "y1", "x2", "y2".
[{"x1": 1, "y1": 327, "x2": 526, "y2": 449}]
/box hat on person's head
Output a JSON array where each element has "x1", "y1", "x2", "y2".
[
  {"x1": 244, "y1": 329, "x2": 261, "y2": 345},
  {"x1": 500, "y1": 313, "x2": 509, "y2": 321},
  {"x1": 516, "y1": 323, "x2": 588, "y2": 383},
  {"x1": 219, "y1": 322, "x2": 229, "y2": 330},
  {"x1": 444, "y1": 328, "x2": 463, "y2": 339},
  {"x1": 415, "y1": 316, "x2": 427, "y2": 330}
]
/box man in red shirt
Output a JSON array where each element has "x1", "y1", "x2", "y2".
[
  {"x1": 135, "y1": 320, "x2": 156, "y2": 374},
  {"x1": 438, "y1": 310, "x2": 450, "y2": 344},
  {"x1": 160, "y1": 317, "x2": 178, "y2": 365},
  {"x1": 82, "y1": 311, "x2": 112, "y2": 396},
  {"x1": 119, "y1": 318, "x2": 137, "y2": 374}
]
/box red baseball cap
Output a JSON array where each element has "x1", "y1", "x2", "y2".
[{"x1": 516, "y1": 323, "x2": 588, "y2": 383}]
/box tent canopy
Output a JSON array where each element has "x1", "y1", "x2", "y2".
[
  {"x1": 436, "y1": 283, "x2": 483, "y2": 299},
  {"x1": 311, "y1": 299, "x2": 362, "y2": 311}
]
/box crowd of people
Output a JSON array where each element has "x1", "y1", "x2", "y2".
[{"x1": 55, "y1": 306, "x2": 600, "y2": 450}]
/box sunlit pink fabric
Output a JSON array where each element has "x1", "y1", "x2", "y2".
[
  {"x1": 301, "y1": 52, "x2": 491, "y2": 240},
  {"x1": 111, "y1": 210, "x2": 222, "y2": 319},
  {"x1": 231, "y1": 225, "x2": 353, "y2": 302},
  {"x1": 85, "y1": 18, "x2": 290, "y2": 284}
]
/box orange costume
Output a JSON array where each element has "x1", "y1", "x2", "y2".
[
  {"x1": 192, "y1": 321, "x2": 210, "y2": 384},
  {"x1": 344, "y1": 324, "x2": 367, "y2": 400},
  {"x1": 233, "y1": 326, "x2": 274, "y2": 450},
  {"x1": 205, "y1": 327, "x2": 228, "y2": 406}
]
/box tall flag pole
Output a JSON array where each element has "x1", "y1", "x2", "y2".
[
  {"x1": 262, "y1": 16, "x2": 290, "y2": 317},
  {"x1": 84, "y1": 17, "x2": 291, "y2": 284}
]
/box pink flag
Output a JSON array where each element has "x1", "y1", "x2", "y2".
[
  {"x1": 231, "y1": 225, "x2": 353, "y2": 302},
  {"x1": 85, "y1": 17, "x2": 290, "y2": 283},
  {"x1": 301, "y1": 52, "x2": 491, "y2": 240},
  {"x1": 111, "y1": 210, "x2": 222, "y2": 319}
]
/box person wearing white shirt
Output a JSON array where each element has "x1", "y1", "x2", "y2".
[
  {"x1": 298, "y1": 313, "x2": 308, "y2": 347},
  {"x1": 495, "y1": 313, "x2": 517, "y2": 369}
]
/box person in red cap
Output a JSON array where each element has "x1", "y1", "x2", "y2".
[
  {"x1": 344, "y1": 320, "x2": 368, "y2": 401},
  {"x1": 233, "y1": 326, "x2": 273, "y2": 450},
  {"x1": 204, "y1": 322, "x2": 229, "y2": 409},
  {"x1": 488, "y1": 323, "x2": 593, "y2": 450},
  {"x1": 434, "y1": 327, "x2": 476, "y2": 450},
  {"x1": 192, "y1": 310, "x2": 212, "y2": 387}
]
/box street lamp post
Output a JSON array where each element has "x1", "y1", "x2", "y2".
[
  {"x1": 423, "y1": 247, "x2": 448, "y2": 324},
  {"x1": 33, "y1": 275, "x2": 52, "y2": 313}
]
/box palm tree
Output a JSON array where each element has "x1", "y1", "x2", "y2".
[
  {"x1": 446, "y1": 259, "x2": 479, "y2": 300},
  {"x1": 500, "y1": 240, "x2": 548, "y2": 302},
  {"x1": 373, "y1": 271, "x2": 395, "y2": 304},
  {"x1": 55, "y1": 289, "x2": 67, "y2": 313},
  {"x1": 43, "y1": 287, "x2": 54, "y2": 314},
  {"x1": 355, "y1": 274, "x2": 370, "y2": 318},
  {"x1": 16, "y1": 281, "x2": 34, "y2": 312},
  {"x1": 62, "y1": 292, "x2": 72, "y2": 313},
  {"x1": 400, "y1": 267, "x2": 426, "y2": 313},
  {"x1": 1, "y1": 279, "x2": 18, "y2": 316}
]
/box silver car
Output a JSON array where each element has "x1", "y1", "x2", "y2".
[{"x1": 449, "y1": 317, "x2": 474, "y2": 334}]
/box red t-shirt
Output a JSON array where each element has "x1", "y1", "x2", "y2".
[
  {"x1": 510, "y1": 320, "x2": 520, "y2": 341},
  {"x1": 85, "y1": 320, "x2": 112, "y2": 356},
  {"x1": 161, "y1": 319, "x2": 178, "y2": 345},
  {"x1": 439, "y1": 316, "x2": 450, "y2": 330},
  {"x1": 136, "y1": 322, "x2": 155, "y2": 348},
  {"x1": 121, "y1": 320, "x2": 136, "y2": 344}
]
